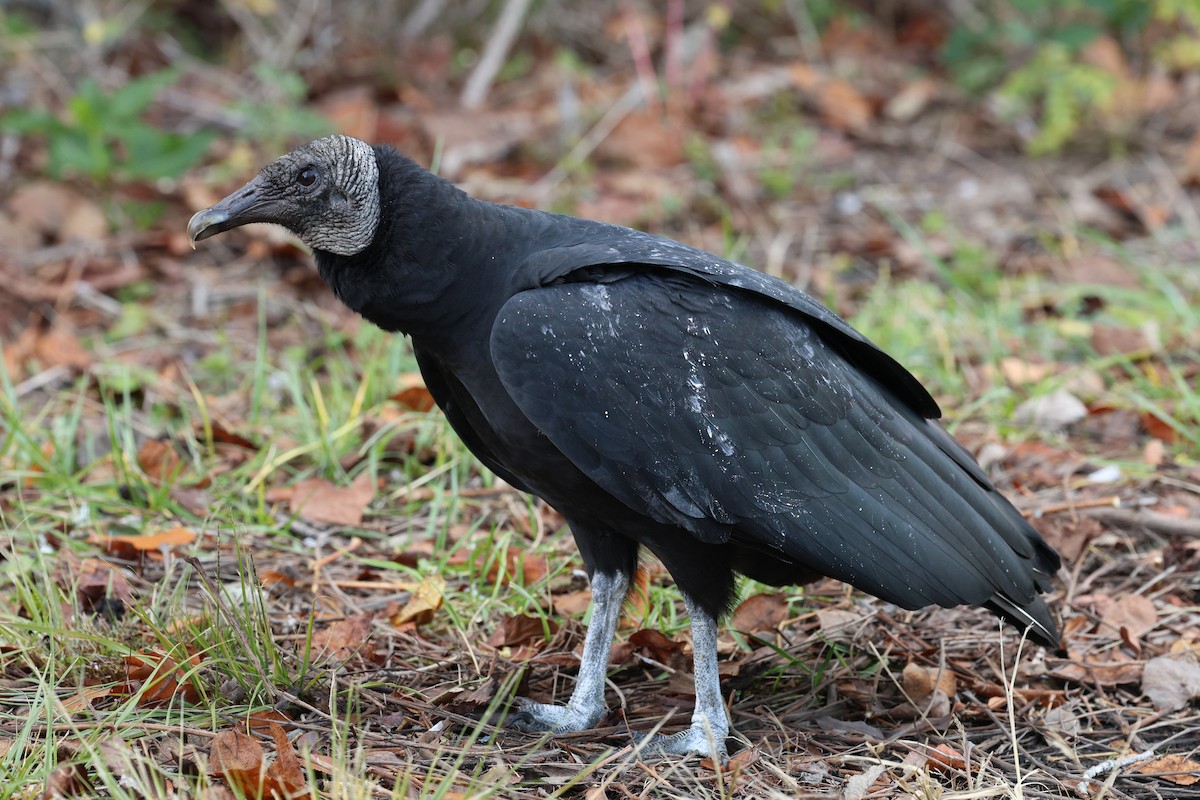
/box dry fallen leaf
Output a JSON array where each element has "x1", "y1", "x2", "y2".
[
  {"x1": 392, "y1": 373, "x2": 436, "y2": 412},
  {"x1": 1136, "y1": 753, "x2": 1200, "y2": 786},
  {"x1": 137, "y1": 439, "x2": 185, "y2": 484},
  {"x1": 117, "y1": 650, "x2": 203, "y2": 706},
  {"x1": 730, "y1": 593, "x2": 789, "y2": 635},
  {"x1": 485, "y1": 613, "x2": 557, "y2": 649},
  {"x1": 1099, "y1": 593, "x2": 1157, "y2": 640},
  {"x1": 208, "y1": 729, "x2": 266, "y2": 797},
  {"x1": 551, "y1": 589, "x2": 592, "y2": 617},
  {"x1": 925, "y1": 743, "x2": 967, "y2": 773},
  {"x1": 33, "y1": 325, "x2": 92, "y2": 371},
  {"x1": 901, "y1": 662, "x2": 957, "y2": 704},
  {"x1": 91, "y1": 526, "x2": 197, "y2": 560},
  {"x1": 629, "y1": 629, "x2": 685, "y2": 664},
  {"x1": 311, "y1": 612, "x2": 375, "y2": 662},
  {"x1": 1015, "y1": 389, "x2": 1088, "y2": 432},
  {"x1": 289, "y1": 473, "x2": 376, "y2": 527},
  {"x1": 392, "y1": 574, "x2": 445, "y2": 628},
  {"x1": 1141, "y1": 655, "x2": 1200, "y2": 712}
]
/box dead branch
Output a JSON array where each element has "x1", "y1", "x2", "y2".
[
  {"x1": 1086, "y1": 507, "x2": 1200, "y2": 538},
  {"x1": 460, "y1": 0, "x2": 532, "y2": 110}
]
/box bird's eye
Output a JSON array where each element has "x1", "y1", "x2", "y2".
[{"x1": 297, "y1": 167, "x2": 319, "y2": 187}]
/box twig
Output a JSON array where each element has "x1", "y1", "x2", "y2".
[
  {"x1": 1075, "y1": 748, "x2": 1157, "y2": 798},
  {"x1": 460, "y1": 0, "x2": 532, "y2": 110},
  {"x1": 310, "y1": 535, "x2": 363, "y2": 594},
  {"x1": 1086, "y1": 507, "x2": 1200, "y2": 538},
  {"x1": 402, "y1": 0, "x2": 446, "y2": 40},
  {"x1": 1022, "y1": 496, "x2": 1122, "y2": 518},
  {"x1": 622, "y1": 0, "x2": 660, "y2": 113},
  {"x1": 529, "y1": 81, "x2": 645, "y2": 204},
  {"x1": 325, "y1": 579, "x2": 418, "y2": 592},
  {"x1": 15, "y1": 365, "x2": 71, "y2": 398}
]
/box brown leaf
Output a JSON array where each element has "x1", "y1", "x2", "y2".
[
  {"x1": 1136, "y1": 753, "x2": 1200, "y2": 786},
  {"x1": 925, "y1": 743, "x2": 967, "y2": 773},
  {"x1": 730, "y1": 593, "x2": 788, "y2": 634},
  {"x1": 486, "y1": 614, "x2": 557, "y2": 649},
  {"x1": 311, "y1": 612, "x2": 375, "y2": 662},
  {"x1": 818, "y1": 79, "x2": 873, "y2": 133},
  {"x1": 884, "y1": 78, "x2": 937, "y2": 122},
  {"x1": 391, "y1": 574, "x2": 445, "y2": 628},
  {"x1": 289, "y1": 473, "x2": 375, "y2": 527},
  {"x1": 901, "y1": 662, "x2": 957, "y2": 704},
  {"x1": 34, "y1": 325, "x2": 91, "y2": 371},
  {"x1": 551, "y1": 589, "x2": 592, "y2": 616},
  {"x1": 998, "y1": 357, "x2": 1055, "y2": 386},
  {"x1": 42, "y1": 761, "x2": 92, "y2": 798},
  {"x1": 392, "y1": 373, "x2": 435, "y2": 412},
  {"x1": 209, "y1": 729, "x2": 266, "y2": 797},
  {"x1": 1099, "y1": 594, "x2": 1157, "y2": 640},
  {"x1": 210, "y1": 421, "x2": 258, "y2": 450},
  {"x1": 91, "y1": 526, "x2": 197, "y2": 560},
  {"x1": 815, "y1": 608, "x2": 861, "y2": 642},
  {"x1": 118, "y1": 650, "x2": 203, "y2": 706},
  {"x1": 264, "y1": 722, "x2": 307, "y2": 797},
  {"x1": 628, "y1": 629, "x2": 685, "y2": 663},
  {"x1": 1053, "y1": 650, "x2": 1143, "y2": 686},
  {"x1": 56, "y1": 550, "x2": 134, "y2": 613},
  {"x1": 60, "y1": 685, "x2": 114, "y2": 715},
  {"x1": 137, "y1": 439, "x2": 185, "y2": 484},
  {"x1": 1091, "y1": 324, "x2": 1150, "y2": 356},
  {"x1": 485, "y1": 548, "x2": 548, "y2": 586},
  {"x1": 1140, "y1": 411, "x2": 1176, "y2": 442},
  {"x1": 597, "y1": 111, "x2": 687, "y2": 170}
]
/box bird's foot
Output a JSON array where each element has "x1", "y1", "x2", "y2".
[
  {"x1": 507, "y1": 697, "x2": 603, "y2": 734},
  {"x1": 631, "y1": 715, "x2": 729, "y2": 762}
]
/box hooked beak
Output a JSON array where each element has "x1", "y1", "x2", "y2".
[{"x1": 187, "y1": 175, "x2": 275, "y2": 248}]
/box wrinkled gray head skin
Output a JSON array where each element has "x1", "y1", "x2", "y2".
[{"x1": 188, "y1": 135, "x2": 380, "y2": 256}]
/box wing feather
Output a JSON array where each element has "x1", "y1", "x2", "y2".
[{"x1": 490, "y1": 272, "x2": 1055, "y2": 625}]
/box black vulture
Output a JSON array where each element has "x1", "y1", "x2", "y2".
[{"x1": 188, "y1": 135, "x2": 1060, "y2": 760}]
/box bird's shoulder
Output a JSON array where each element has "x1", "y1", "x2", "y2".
[{"x1": 507, "y1": 216, "x2": 941, "y2": 420}]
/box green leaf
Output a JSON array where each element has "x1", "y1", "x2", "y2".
[
  {"x1": 107, "y1": 69, "x2": 179, "y2": 123},
  {"x1": 120, "y1": 130, "x2": 214, "y2": 181},
  {"x1": 48, "y1": 130, "x2": 106, "y2": 179}
]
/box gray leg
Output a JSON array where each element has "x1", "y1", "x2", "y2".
[
  {"x1": 509, "y1": 570, "x2": 628, "y2": 733},
  {"x1": 636, "y1": 594, "x2": 730, "y2": 761}
]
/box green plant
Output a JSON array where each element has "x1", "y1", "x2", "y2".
[
  {"x1": 3, "y1": 69, "x2": 213, "y2": 184},
  {"x1": 939, "y1": 0, "x2": 1200, "y2": 153}
]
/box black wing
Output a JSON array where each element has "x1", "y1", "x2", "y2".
[
  {"x1": 490, "y1": 271, "x2": 1057, "y2": 637},
  {"x1": 513, "y1": 225, "x2": 942, "y2": 420}
]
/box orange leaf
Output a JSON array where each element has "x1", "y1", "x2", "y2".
[
  {"x1": 926, "y1": 743, "x2": 967, "y2": 773},
  {"x1": 392, "y1": 374, "x2": 436, "y2": 412},
  {"x1": 91, "y1": 526, "x2": 197, "y2": 559},
  {"x1": 136, "y1": 439, "x2": 184, "y2": 484}
]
